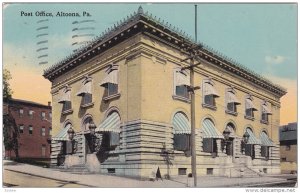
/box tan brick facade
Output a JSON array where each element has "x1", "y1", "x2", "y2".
[{"x1": 44, "y1": 8, "x2": 286, "y2": 178}]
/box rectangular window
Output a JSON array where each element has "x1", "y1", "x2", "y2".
[
  {"x1": 174, "y1": 134, "x2": 190, "y2": 151},
  {"x1": 49, "y1": 127, "x2": 52, "y2": 136},
  {"x1": 41, "y1": 112, "x2": 46, "y2": 120},
  {"x1": 203, "y1": 138, "x2": 218, "y2": 157},
  {"x1": 245, "y1": 109, "x2": 254, "y2": 118},
  {"x1": 49, "y1": 112, "x2": 52, "y2": 119},
  {"x1": 204, "y1": 95, "x2": 216, "y2": 107},
  {"x1": 28, "y1": 110, "x2": 34, "y2": 119},
  {"x1": 29, "y1": 126, "x2": 33, "y2": 135},
  {"x1": 175, "y1": 85, "x2": 189, "y2": 99},
  {"x1": 261, "y1": 146, "x2": 269, "y2": 159},
  {"x1": 281, "y1": 157, "x2": 287, "y2": 161},
  {"x1": 178, "y1": 168, "x2": 187, "y2": 175},
  {"x1": 261, "y1": 113, "x2": 268, "y2": 122},
  {"x1": 207, "y1": 168, "x2": 213, "y2": 175},
  {"x1": 19, "y1": 125, "x2": 24, "y2": 134},
  {"x1": 82, "y1": 93, "x2": 92, "y2": 105},
  {"x1": 227, "y1": 103, "x2": 237, "y2": 113},
  {"x1": 41, "y1": 127, "x2": 46, "y2": 136},
  {"x1": 108, "y1": 168, "x2": 116, "y2": 174},
  {"x1": 62, "y1": 101, "x2": 72, "y2": 112},
  {"x1": 104, "y1": 83, "x2": 118, "y2": 97},
  {"x1": 19, "y1": 109, "x2": 24, "y2": 117},
  {"x1": 245, "y1": 144, "x2": 255, "y2": 159},
  {"x1": 41, "y1": 145, "x2": 46, "y2": 157}
]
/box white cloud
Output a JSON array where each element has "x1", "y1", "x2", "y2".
[{"x1": 264, "y1": 55, "x2": 286, "y2": 65}]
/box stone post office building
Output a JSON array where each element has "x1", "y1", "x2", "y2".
[{"x1": 44, "y1": 7, "x2": 286, "y2": 178}]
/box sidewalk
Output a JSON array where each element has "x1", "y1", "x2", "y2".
[{"x1": 3, "y1": 160, "x2": 290, "y2": 188}]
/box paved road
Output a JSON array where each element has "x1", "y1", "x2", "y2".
[
  {"x1": 3, "y1": 170, "x2": 92, "y2": 188},
  {"x1": 3, "y1": 160, "x2": 293, "y2": 188}
]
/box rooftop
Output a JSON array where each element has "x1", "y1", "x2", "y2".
[
  {"x1": 6, "y1": 98, "x2": 51, "y2": 109},
  {"x1": 43, "y1": 6, "x2": 287, "y2": 97},
  {"x1": 279, "y1": 122, "x2": 297, "y2": 141}
]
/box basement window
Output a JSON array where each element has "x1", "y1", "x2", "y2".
[
  {"x1": 108, "y1": 168, "x2": 116, "y2": 174},
  {"x1": 178, "y1": 168, "x2": 187, "y2": 175},
  {"x1": 207, "y1": 168, "x2": 213, "y2": 175}
]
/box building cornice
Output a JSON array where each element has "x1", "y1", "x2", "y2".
[{"x1": 43, "y1": 6, "x2": 287, "y2": 97}]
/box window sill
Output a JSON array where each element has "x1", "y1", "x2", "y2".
[
  {"x1": 260, "y1": 120, "x2": 269, "y2": 125},
  {"x1": 202, "y1": 103, "x2": 217, "y2": 110},
  {"x1": 62, "y1": 109, "x2": 73, "y2": 115},
  {"x1": 225, "y1": 110, "x2": 238, "y2": 116},
  {"x1": 81, "y1": 102, "x2": 94, "y2": 108},
  {"x1": 103, "y1": 93, "x2": 121, "y2": 101},
  {"x1": 244, "y1": 115, "x2": 255, "y2": 121},
  {"x1": 172, "y1": 95, "x2": 191, "y2": 103}
]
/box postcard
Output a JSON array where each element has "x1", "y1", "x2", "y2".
[{"x1": 2, "y1": 2, "x2": 297, "y2": 189}]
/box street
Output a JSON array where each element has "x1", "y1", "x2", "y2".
[
  {"x1": 2, "y1": 160, "x2": 296, "y2": 188},
  {"x1": 3, "y1": 170, "x2": 92, "y2": 188}
]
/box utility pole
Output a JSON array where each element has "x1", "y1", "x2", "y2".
[{"x1": 181, "y1": 5, "x2": 199, "y2": 187}]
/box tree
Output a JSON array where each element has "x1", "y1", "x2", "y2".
[
  {"x1": 3, "y1": 68, "x2": 13, "y2": 102},
  {"x1": 3, "y1": 68, "x2": 19, "y2": 158},
  {"x1": 3, "y1": 111, "x2": 19, "y2": 158}
]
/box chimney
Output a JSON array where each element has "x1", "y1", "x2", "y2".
[{"x1": 48, "y1": 101, "x2": 51, "y2": 106}]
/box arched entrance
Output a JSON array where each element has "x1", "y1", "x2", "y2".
[
  {"x1": 81, "y1": 115, "x2": 95, "y2": 162},
  {"x1": 223, "y1": 122, "x2": 236, "y2": 157}
]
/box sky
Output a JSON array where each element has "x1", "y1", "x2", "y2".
[{"x1": 3, "y1": 3, "x2": 297, "y2": 125}]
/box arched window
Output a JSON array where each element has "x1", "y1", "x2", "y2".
[
  {"x1": 260, "y1": 131, "x2": 274, "y2": 159},
  {"x1": 82, "y1": 116, "x2": 94, "y2": 132},
  {"x1": 96, "y1": 111, "x2": 121, "y2": 149},
  {"x1": 202, "y1": 118, "x2": 223, "y2": 157},
  {"x1": 172, "y1": 112, "x2": 190, "y2": 151}
]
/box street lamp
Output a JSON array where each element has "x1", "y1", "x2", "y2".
[
  {"x1": 89, "y1": 123, "x2": 97, "y2": 152},
  {"x1": 243, "y1": 132, "x2": 250, "y2": 144},
  {"x1": 67, "y1": 127, "x2": 75, "y2": 140},
  {"x1": 89, "y1": 123, "x2": 96, "y2": 135},
  {"x1": 223, "y1": 127, "x2": 231, "y2": 140},
  {"x1": 241, "y1": 132, "x2": 250, "y2": 154},
  {"x1": 222, "y1": 127, "x2": 231, "y2": 153}
]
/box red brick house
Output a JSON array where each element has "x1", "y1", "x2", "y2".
[{"x1": 4, "y1": 99, "x2": 52, "y2": 164}]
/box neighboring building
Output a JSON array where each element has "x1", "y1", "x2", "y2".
[
  {"x1": 4, "y1": 98, "x2": 52, "y2": 164},
  {"x1": 43, "y1": 7, "x2": 286, "y2": 178},
  {"x1": 279, "y1": 122, "x2": 297, "y2": 174}
]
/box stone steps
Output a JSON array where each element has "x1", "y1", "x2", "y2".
[{"x1": 52, "y1": 164, "x2": 94, "y2": 175}]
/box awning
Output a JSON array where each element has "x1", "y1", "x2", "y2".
[
  {"x1": 172, "y1": 112, "x2": 191, "y2": 134},
  {"x1": 52, "y1": 124, "x2": 71, "y2": 141},
  {"x1": 245, "y1": 98, "x2": 258, "y2": 111},
  {"x1": 246, "y1": 128, "x2": 261, "y2": 145},
  {"x1": 76, "y1": 81, "x2": 92, "y2": 96},
  {"x1": 58, "y1": 89, "x2": 71, "y2": 103},
  {"x1": 58, "y1": 86, "x2": 71, "y2": 103},
  {"x1": 174, "y1": 70, "x2": 190, "y2": 87},
  {"x1": 100, "y1": 69, "x2": 119, "y2": 86},
  {"x1": 260, "y1": 132, "x2": 274, "y2": 146},
  {"x1": 204, "y1": 82, "x2": 219, "y2": 97},
  {"x1": 227, "y1": 91, "x2": 240, "y2": 104},
  {"x1": 262, "y1": 104, "x2": 272, "y2": 115},
  {"x1": 202, "y1": 119, "x2": 224, "y2": 139},
  {"x1": 96, "y1": 112, "x2": 121, "y2": 133}
]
